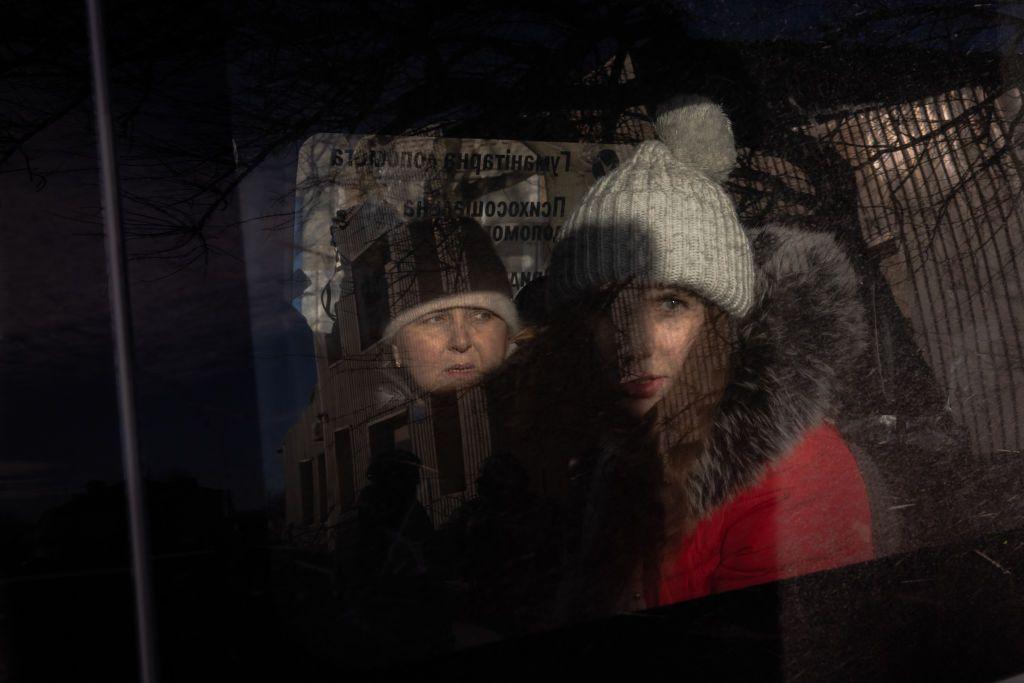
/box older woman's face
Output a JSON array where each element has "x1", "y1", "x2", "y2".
[
  {"x1": 393, "y1": 307, "x2": 509, "y2": 394},
  {"x1": 592, "y1": 286, "x2": 707, "y2": 418}
]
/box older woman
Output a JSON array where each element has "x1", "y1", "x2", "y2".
[
  {"x1": 491, "y1": 95, "x2": 874, "y2": 621},
  {"x1": 379, "y1": 215, "x2": 520, "y2": 398}
]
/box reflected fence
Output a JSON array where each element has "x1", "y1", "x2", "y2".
[{"x1": 742, "y1": 85, "x2": 1023, "y2": 460}]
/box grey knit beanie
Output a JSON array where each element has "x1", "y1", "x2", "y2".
[{"x1": 548, "y1": 95, "x2": 755, "y2": 318}]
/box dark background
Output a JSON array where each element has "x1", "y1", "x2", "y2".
[{"x1": 1, "y1": 1, "x2": 1022, "y2": 680}]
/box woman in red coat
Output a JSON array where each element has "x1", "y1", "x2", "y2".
[{"x1": 492, "y1": 95, "x2": 873, "y2": 622}]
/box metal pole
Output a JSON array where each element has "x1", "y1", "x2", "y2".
[{"x1": 85, "y1": 1, "x2": 159, "y2": 681}]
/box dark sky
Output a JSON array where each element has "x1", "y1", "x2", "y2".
[{"x1": 0, "y1": 58, "x2": 314, "y2": 521}]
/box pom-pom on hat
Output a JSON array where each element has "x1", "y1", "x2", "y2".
[{"x1": 548, "y1": 95, "x2": 755, "y2": 318}]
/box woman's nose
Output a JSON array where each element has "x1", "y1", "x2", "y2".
[
  {"x1": 447, "y1": 319, "x2": 472, "y2": 352},
  {"x1": 617, "y1": 318, "x2": 652, "y2": 361},
  {"x1": 610, "y1": 295, "x2": 651, "y2": 361}
]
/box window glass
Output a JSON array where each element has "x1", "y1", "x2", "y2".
[
  {"x1": 352, "y1": 237, "x2": 392, "y2": 350},
  {"x1": 6, "y1": 1, "x2": 1024, "y2": 680},
  {"x1": 369, "y1": 412, "x2": 413, "y2": 458},
  {"x1": 324, "y1": 313, "x2": 345, "y2": 366},
  {"x1": 432, "y1": 393, "x2": 466, "y2": 496},
  {"x1": 334, "y1": 428, "x2": 356, "y2": 510},
  {"x1": 1, "y1": 4, "x2": 137, "y2": 680}
]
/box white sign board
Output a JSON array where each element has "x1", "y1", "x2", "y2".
[{"x1": 293, "y1": 134, "x2": 637, "y2": 333}]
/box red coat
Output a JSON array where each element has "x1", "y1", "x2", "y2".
[{"x1": 651, "y1": 422, "x2": 874, "y2": 606}]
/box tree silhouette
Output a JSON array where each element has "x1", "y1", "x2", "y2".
[{"x1": 5, "y1": 0, "x2": 1021, "y2": 466}]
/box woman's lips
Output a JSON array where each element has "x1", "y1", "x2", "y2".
[
  {"x1": 620, "y1": 376, "x2": 665, "y2": 399},
  {"x1": 445, "y1": 363, "x2": 477, "y2": 375}
]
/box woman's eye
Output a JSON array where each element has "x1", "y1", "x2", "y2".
[
  {"x1": 658, "y1": 297, "x2": 688, "y2": 312},
  {"x1": 471, "y1": 310, "x2": 493, "y2": 322}
]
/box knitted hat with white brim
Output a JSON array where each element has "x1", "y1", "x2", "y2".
[
  {"x1": 382, "y1": 216, "x2": 520, "y2": 340},
  {"x1": 383, "y1": 291, "x2": 520, "y2": 341}
]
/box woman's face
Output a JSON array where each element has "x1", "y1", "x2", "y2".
[
  {"x1": 591, "y1": 286, "x2": 707, "y2": 418},
  {"x1": 392, "y1": 307, "x2": 509, "y2": 394}
]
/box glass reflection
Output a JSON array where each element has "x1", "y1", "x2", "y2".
[{"x1": 481, "y1": 95, "x2": 873, "y2": 624}]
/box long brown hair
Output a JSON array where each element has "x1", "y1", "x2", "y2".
[{"x1": 490, "y1": 284, "x2": 735, "y2": 620}]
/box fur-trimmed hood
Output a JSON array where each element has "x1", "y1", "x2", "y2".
[
  {"x1": 683, "y1": 224, "x2": 867, "y2": 519},
  {"x1": 549, "y1": 223, "x2": 869, "y2": 620}
]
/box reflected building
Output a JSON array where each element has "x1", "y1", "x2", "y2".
[{"x1": 282, "y1": 203, "x2": 502, "y2": 534}]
